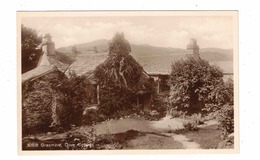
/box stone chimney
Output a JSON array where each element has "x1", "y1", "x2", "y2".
[
  {"x1": 42, "y1": 33, "x2": 55, "y2": 56},
  {"x1": 37, "y1": 33, "x2": 56, "y2": 66},
  {"x1": 186, "y1": 39, "x2": 200, "y2": 60}
]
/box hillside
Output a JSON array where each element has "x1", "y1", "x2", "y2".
[
  {"x1": 57, "y1": 39, "x2": 233, "y2": 61},
  {"x1": 57, "y1": 39, "x2": 233, "y2": 74},
  {"x1": 57, "y1": 39, "x2": 109, "y2": 54}
]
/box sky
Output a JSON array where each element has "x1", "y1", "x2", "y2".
[{"x1": 22, "y1": 16, "x2": 234, "y2": 49}]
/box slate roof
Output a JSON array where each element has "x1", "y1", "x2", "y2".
[
  {"x1": 22, "y1": 51, "x2": 74, "y2": 83},
  {"x1": 22, "y1": 65, "x2": 55, "y2": 83},
  {"x1": 65, "y1": 53, "x2": 108, "y2": 76},
  {"x1": 65, "y1": 52, "x2": 233, "y2": 77},
  {"x1": 65, "y1": 52, "x2": 170, "y2": 76}
]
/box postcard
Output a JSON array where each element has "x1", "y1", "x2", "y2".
[{"x1": 17, "y1": 11, "x2": 238, "y2": 154}]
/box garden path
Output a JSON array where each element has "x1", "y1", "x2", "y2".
[
  {"x1": 90, "y1": 116, "x2": 201, "y2": 149},
  {"x1": 32, "y1": 116, "x2": 218, "y2": 149}
]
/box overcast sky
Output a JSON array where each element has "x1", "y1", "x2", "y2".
[{"x1": 22, "y1": 16, "x2": 234, "y2": 49}]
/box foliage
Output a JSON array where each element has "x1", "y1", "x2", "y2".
[
  {"x1": 183, "y1": 120, "x2": 199, "y2": 131},
  {"x1": 217, "y1": 105, "x2": 234, "y2": 139},
  {"x1": 168, "y1": 57, "x2": 224, "y2": 114},
  {"x1": 82, "y1": 108, "x2": 107, "y2": 125},
  {"x1": 108, "y1": 32, "x2": 131, "y2": 56},
  {"x1": 167, "y1": 108, "x2": 187, "y2": 118},
  {"x1": 215, "y1": 79, "x2": 234, "y2": 139},
  {"x1": 217, "y1": 133, "x2": 234, "y2": 149},
  {"x1": 150, "y1": 94, "x2": 168, "y2": 119},
  {"x1": 183, "y1": 114, "x2": 204, "y2": 131},
  {"x1": 190, "y1": 113, "x2": 205, "y2": 125},
  {"x1": 21, "y1": 25, "x2": 42, "y2": 73},
  {"x1": 94, "y1": 32, "x2": 154, "y2": 117},
  {"x1": 65, "y1": 128, "x2": 97, "y2": 150},
  {"x1": 22, "y1": 69, "x2": 95, "y2": 134},
  {"x1": 205, "y1": 78, "x2": 234, "y2": 112},
  {"x1": 95, "y1": 53, "x2": 144, "y2": 89},
  {"x1": 58, "y1": 72, "x2": 96, "y2": 126},
  {"x1": 22, "y1": 70, "x2": 69, "y2": 135}
]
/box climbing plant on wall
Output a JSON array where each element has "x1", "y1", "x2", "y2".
[{"x1": 94, "y1": 32, "x2": 153, "y2": 117}]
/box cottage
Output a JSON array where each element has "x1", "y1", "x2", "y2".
[{"x1": 64, "y1": 52, "x2": 154, "y2": 110}]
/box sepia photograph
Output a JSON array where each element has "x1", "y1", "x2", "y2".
[{"x1": 17, "y1": 11, "x2": 238, "y2": 154}]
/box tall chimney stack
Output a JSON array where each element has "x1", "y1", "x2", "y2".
[{"x1": 186, "y1": 39, "x2": 200, "y2": 60}]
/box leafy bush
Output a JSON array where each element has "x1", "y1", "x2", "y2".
[
  {"x1": 190, "y1": 113, "x2": 205, "y2": 125},
  {"x1": 168, "y1": 57, "x2": 224, "y2": 115},
  {"x1": 58, "y1": 73, "x2": 96, "y2": 126},
  {"x1": 211, "y1": 79, "x2": 234, "y2": 139},
  {"x1": 218, "y1": 105, "x2": 234, "y2": 139},
  {"x1": 205, "y1": 78, "x2": 234, "y2": 112},
  {"x1": 183, "y1": 120, "x2": 199, "y2": 131},
  {"x1": 183, "y1": 114, "x2": 204, "y2": 131}
]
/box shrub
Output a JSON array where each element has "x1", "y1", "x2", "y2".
[
  {"x1": 218, "y1": 105, "x2": 234, "y2": 139},
  {"x1": 183, "y1": 114, "x2": 204, "y2": 131},
  {"x1": 58, "y1": 73, "x2": 96, "y2": 126},
  {"x1": 190, "y1": 113, "x2": 205, "y2": 125},
  {"x1": 211, "y1": 79, "x2": 234, "y2": 139},
  {"x1": 205, "y1": 78, "x2": 234, "y2": 112},
  {"x1": 183, "y1": 120, "x2": 199, "y2": 131},
  {"x1": 168, "y1": 57, "x2": 224, "y2": 115}
]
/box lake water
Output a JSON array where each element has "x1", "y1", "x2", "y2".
[{"x1": 209, "y1": 61, "x2": 233, "y2": 73}]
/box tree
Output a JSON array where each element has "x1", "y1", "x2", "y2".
[
  {"x1": 21, "y1": 25, "x2": 42, "y2": 73},
  {"x1": 94, "y1": 32, "x2": 153, "y2": 117},
  {"x1": 168, "y1": 57, "x2": 225, "y2": 114},
  {"x1": 108, "y1": 32, "x2": 131, "y2": 56}
]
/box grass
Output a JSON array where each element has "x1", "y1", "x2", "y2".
[
  {"x1": 183, "y1": 124, "x2": 222, "y2": 149},
  {"x1": 88, "y1": 117, "x2": 156, "y2": 134},
  {"x1": 73, "y1": 117, "x2": 184, "y2": 149},
  {"x1": 126, "y1": 133, "x2": 184, "y2": 149}
]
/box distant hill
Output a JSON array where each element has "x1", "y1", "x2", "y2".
[
  {"x1": 200, "y1": 48, "x2": 233, "y2": 62},
  {"x1": 57, "y1": 39, "x2": 233, "y2": 62},
  {"x1": 57, "y1": 39, "x2": 233, "y2": 74},
  {"x1": 57, "y1": 39, "x2": 109, "y2": 54}
]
